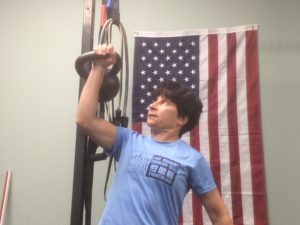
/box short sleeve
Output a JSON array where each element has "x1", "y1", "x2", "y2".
[
  {"x1": 190, "y1": 155, "x2": 216, "y2": 195},
  {"x1": 105, "y1": 126, "x2": 131, "y2": 161}
]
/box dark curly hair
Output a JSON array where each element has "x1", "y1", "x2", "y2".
[{"x1": 153, "y1": 81, "x2": 203, "y2": 137}]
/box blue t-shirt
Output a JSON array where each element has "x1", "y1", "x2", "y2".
[{"x1": 99, "y1": 127, "x2": 216, "y2": 225}]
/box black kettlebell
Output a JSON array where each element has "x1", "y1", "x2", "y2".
[{"x1": 75, "y1": 51, "x2": 122, "y2": 102}]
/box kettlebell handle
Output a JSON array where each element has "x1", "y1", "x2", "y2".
[{"x1": 75, "y1": 51, "x2": 122, "y2": 79}]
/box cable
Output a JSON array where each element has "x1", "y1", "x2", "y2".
[{"x1": 98, "y1": 18, "x2": 129, "y2": 118}]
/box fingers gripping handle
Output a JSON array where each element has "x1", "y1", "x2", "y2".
[{"x1": 75, "y1": 51, "x2": 122, "y2": 102}]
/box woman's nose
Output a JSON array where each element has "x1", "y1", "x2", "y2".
[{"x1": 148, "y1": 101, "x2": 157, "y2": 110}]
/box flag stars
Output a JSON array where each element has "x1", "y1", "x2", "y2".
[{"x1": 135, "y1": 38, "x2": 201, "y2": 122}]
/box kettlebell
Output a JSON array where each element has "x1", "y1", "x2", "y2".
[{"x1": 75, "y1": 51, "x2": 122, "y2": 102}]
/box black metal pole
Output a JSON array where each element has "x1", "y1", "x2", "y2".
[
  {"x1": 70, "y1": 0, "x2": 96, "y2": 224},
  {"x1": 83, "y1": 140, "x2": 98, "y2": 225}
]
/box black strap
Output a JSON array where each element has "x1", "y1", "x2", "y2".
[{"x1": 104, "y1": 155, "x2": 114, "y2": 201}]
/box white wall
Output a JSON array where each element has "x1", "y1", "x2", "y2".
[{"x1": 0, "y1": 0, "x2": 299, "y2": 225}]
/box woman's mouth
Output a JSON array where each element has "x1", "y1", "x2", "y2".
[{"x1": 147, "y1": 113, "x2": 157, "y2": 118}]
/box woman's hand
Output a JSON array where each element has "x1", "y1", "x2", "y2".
[{"x1": 92, "y1": 44, "x2": 117, "y2": 69}]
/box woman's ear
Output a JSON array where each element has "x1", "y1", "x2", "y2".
[{"x1": 177, "y1": 116, "x2": 188, "y2": 127}]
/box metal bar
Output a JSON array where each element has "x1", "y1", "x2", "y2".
[
  {"x1": 83, "y1": 140, "x2": 98, "y2": 225},
  {"x1": 70, "y1": 0, "x2": 96, "y2": 224}
]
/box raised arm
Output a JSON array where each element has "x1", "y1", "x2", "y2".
[
  {"x1": 76, "y1": 44, "x2": 117, "y2": 150},
  {"x1": 198, "y1": 188, "x2": 233, "y2": 225}
]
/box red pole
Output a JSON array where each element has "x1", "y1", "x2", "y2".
[{"x1": 0, "y1": 170, "x2": 12, "y2": 225}]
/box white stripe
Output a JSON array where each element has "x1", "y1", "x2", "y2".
[
  {"x1": 236, "y1": 31, "x2": 254, "y2": 225},
  {"x1": 181, "y1": 133, "x2": 193, "y2": 225},
  {"x1": 134, "y1": 24, "x2": 258, "y2": 37},
  {"x1": 182, "y1": 190, "x2": 193, "y2": 225},
  {"x1": 181, "y1": 131, "x2": 190, "y2": 145},
  {"x1": 199, "y1": 34, "x2": 211, "y2": 225},
  {"x1": 199, "y1": 35, "x2": 210, "y2": 163},
  {"x1": 217, "y1": 33, "x2": 233, "y2": 218},
  {"x1": 141, "y1": 122, "x2": 151, "y2": 136}
]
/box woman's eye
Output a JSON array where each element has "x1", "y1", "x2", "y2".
[{"x1": 160, "y1": 99, "x2": 166, "y2": 104}]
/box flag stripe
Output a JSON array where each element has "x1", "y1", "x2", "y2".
[
  {"x1": 198, "y1": 35, "x2": 212, "y2": 224},
  {"x1": 182, "y1": 190, "x2": 192, "y2": 225},
  {"x1": 217, "y1": 33, "x2": 233, "y2": 219},
  {"x1": 236, "y1": 31, "x2": 255, "y2": 225},
  {"x1": 132, "y1": 122, "x2": 142, "y2": 133},
  {"x1": 178, "y1": 210, "x2": 183, "y2": 225},
  {"x1": 190, "y1": 125, "x2": 203, "y2": 225},
  {"x1": 227, "y1": 32, "x2": 244, "y2": 225},
  {"x1": 199, "y1": 34, "x2": 210, "y2": 163},
  {"x1": 181, "y1": 133, "x2": 192, "y2": 225},
  {"x1": 208, "y1": 34, "x2": 221, "y2": 191},
  {"x1": 245, "y1": 30, "x2": 268, "y2": 225}
]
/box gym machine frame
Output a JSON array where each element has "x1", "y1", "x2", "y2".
[
  {"x1": 70, "y1": 0, "x2": 106, "y2": 225},
  {"x1": 70, "y1": 1, "x2": 127, "y2": 225}
]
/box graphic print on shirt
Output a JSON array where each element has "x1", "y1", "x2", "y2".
[
  {"x1": 127, "y1": 152, "x2": 181, "y2": 186},
  {"x1": 146, "y1": 155, "x2": 180, "y2": 186},
  {"x1": 127, "y1": 151, "x2": 152, "y2": 175}
]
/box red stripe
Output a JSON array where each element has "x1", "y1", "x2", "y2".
[
  {"x1": 227, "y1": 33, "x2": 244, "y2": 225},
  {"x1": 178, "y1": 210, "x2": 183, "y2": 225},
  {"x1": 246, "y1": 30, "x2": 268, "y2": 225},
  {"x1": 192, "y1": 192, "x2": 203, "y2": 225},
  {"x1": 207, "y1": 34, "x2": 221, "y2": 190},
  {"x1": 132, "y1": 122, "x2": 142, "y2": 133},
  {"x1": 190, "y1": 124, "x2": 203, "y2": 225},
  {"x1": 190, "y1": 124, "x2": 200, "y2": 150},
  {"x1": 0, "y1": 171, "x2": 9, "y2": 223}
]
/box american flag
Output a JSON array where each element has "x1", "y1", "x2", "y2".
[{"x1": 132, "y1": 24, "x2": 268, "y2": 225}]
